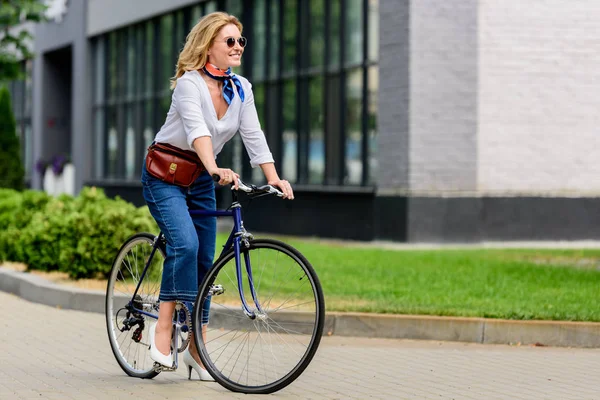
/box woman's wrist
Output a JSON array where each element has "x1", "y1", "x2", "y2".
[{"x1": 259, "y1": 162, "x2": 280, "y2": 182}]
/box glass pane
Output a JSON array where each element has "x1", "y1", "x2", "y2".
[
  {"x1": 94, "y1": 109, "x2": 105, "y2": 179},
  {"x1": 329, "y1": 0, "x2": 340, "y2": 70},
  {"x1": 345, "y1": 68, "x2": 363, "y2": 185},
  {"x1": 367, "y1": 66, "x2": 378, "y2": 185},
  {"x1": 269, "y1": 0, "x2": 280, "y2": 79},
  {"x1": 309, "y1": 0, "x2": 325, "y2": 69},
  {"x1": 226, "y1": 0, "x2": 243, "y2": 19},
  {"x1": 24, "y1": 60, "x2": 32, "y2": 117},
  {"x1": 108, "y1": 32, "x2": 118, "y2": 100},
  {"x1": 24, "y1": 123, "x2": 32, "y2": 175},
  {"x1": 252, "y1": 161, "x2": 263, "y2": 182},
  {"x1": 282, "y1": 79, "x2": 297, "y2": 182},
  {"x1": 107, "y1": 108, "x2": 118, "y2": 178},
  {"x1": 175, "y1": 11, "x2": 185, "y2": 50},
  {"x1": 159, "y1": 95, "x2": 171, "y2": 125},
  {"x1": 253, "y1": 0, "x2": 266, "y2": 81},
  {"x1": 325, "y1": 75, "x2": 342, "y2": 185},
  {"x1": 205, "y1": 1, "x2": 217, "y2": 14},
  {"x1": 143, "y1": 100, "x2": 155, "y2": 149},
  {"x1": 93, "y1": 38, "x2": 105, "y2": 105},
  {"x1": 125, "y1": 107, "x2": 136, "y2": 179},
  {"x1": 232, "y1": 135, "x2": 243, "y2": 175},
  {"x1": 11, "y1": 80, "x2": 23, "y2": 119},
  {"x1": 282, "y1": 0, "x2": 297, "y2": 74},
  {"x1": 136, "y1": 26, "x2": 144, "y2": 97},
  {"x1": 160, "y1": 14, "x2": 174, "y2": 92},
  {"x1": 252, "y1": 84, "x2": 266, "y2": 183},
  {"x1": 190, "y1": 4, "x2": 203, "y2": 26},
  {"x1": 126, "y1": 27, "x2": 136, "y2": 98},
  {"x1": 309, "y1": 76, "x2": 324, "y2": 184},
  {"x1": 145, "y1": 22, "x2": 155, "y2": 97},
  {"x1": 345, "y1": 0, "x2": 364, "y2": 66},
  {"x1": 368, "y1": 0, "x2": 379, "y2": 62},
  {"x1": 253, "y1": 84, "x2": 266, "y2": 131},
  {"x1": 15, "y1": 123, "x2": 23, "y2": 162}
]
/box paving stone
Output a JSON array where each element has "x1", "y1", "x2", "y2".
[{"x1": 3, "y1": 291, "x2": 600, "y2": 399}]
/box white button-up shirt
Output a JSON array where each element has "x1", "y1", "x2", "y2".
[{"x1": 154, "y1": 70, "x2": 274, "y2": 168}]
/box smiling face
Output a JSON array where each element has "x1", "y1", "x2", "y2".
[{"x1": 207, "y1": 23, "x2": 245, "y2": 70}]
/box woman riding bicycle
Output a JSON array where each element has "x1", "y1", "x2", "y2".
[{"x1": 141, "y1": 11, "x2": 294, "y2": 380}]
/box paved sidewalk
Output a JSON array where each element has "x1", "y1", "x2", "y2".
[{"x1": 2, "y1": 291, "x2": 600, "y2": 400}]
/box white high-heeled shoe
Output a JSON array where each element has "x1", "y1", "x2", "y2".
[
  {"x1": 183, "y1": 348, "x2": 214, "y2": 381},
  {"x1": 149, "y1": 323, "x2": 173, "y2": 368}
]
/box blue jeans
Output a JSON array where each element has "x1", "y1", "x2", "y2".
[{"x1": 141, "y1": 162, "x2": 215, "y2": 324}]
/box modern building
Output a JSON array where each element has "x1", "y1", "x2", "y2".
[{"x1": 11, "y1": 0, "x2": 600, "y2": 242}]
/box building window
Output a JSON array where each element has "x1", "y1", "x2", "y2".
[
  {"x1": 90, "y1": 0, "x2": 378, "y2": 187},
  {"x1": 8, "y1": 61, "x2": 33, "y2": 179}
]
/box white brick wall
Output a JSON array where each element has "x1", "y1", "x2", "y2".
[
  {"x1": 410, "y1": 0, "x2": 478, "y2": 193},
  {"x1": 478, "y1": 0, "x2": 600, "y2": 195}
]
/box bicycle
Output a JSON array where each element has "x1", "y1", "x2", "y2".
[{"x1": 105, "y1": 177, "x2": 325, "y2": 394}]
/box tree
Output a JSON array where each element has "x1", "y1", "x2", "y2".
[
  {"x1": 0, "y1": 1, "x2": 47, "y2": 190},
  {"x1": 0, "y1": 0, "x2": 47, "y2": 82},
  {"x1": 0, "y1": 85, "x2": 24, "y2": 190}
]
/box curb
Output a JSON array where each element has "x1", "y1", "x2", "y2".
[{"x1": 2, "y1": 267, "x2": 600, "y2": 348}]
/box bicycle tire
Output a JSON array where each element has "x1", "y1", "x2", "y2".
[
  {"x1": 106, "y1": 232, "x2": 165, "y2": 379},
  {"x1": 193, "y1": 238, "x2": 325, "y2": 394}
]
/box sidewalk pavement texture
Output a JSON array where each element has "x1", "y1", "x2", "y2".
[
  {"x1": 2, "y1": 290, "x2": 600, "y2": 400},
  {"x1": 2, "y1": 265, "x2": 600, "y2": 349}
]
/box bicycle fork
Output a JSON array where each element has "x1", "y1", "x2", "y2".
[{"x1": 231, "y1": 205, "x2": 265, "y2": 320}]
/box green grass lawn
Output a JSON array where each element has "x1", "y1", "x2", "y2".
[{"x1": 216, "y1": 234, "x2": 600, "y2": 322}]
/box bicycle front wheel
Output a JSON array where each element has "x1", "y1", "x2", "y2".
[
  {"x1": 106, "y1": 233, "x2": 165, "y2": 379},
  {"x1": 193, "y1": 239, "x2": 325, "y2": 394}
]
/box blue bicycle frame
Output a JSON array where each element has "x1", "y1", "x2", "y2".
[{"x1": 129, "y1": 195, "x2": 263, "y2": 321}]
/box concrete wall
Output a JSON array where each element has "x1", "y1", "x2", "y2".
[
  {"x1": 87, "y1": 0, "x2": 201, "y2": 36},
  {"x1": 478, "y1": 0, "x2": 600, "y2": 195},
  {"x1": 32, "y1": 0, "x2": 89, "y2": 191}
]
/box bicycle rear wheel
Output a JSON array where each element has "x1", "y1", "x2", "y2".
[
  {"x1": 193, "y1": 239, "x2": 325, "y2": 394},
  {"x1": 106, "y1": 233, "x2": 165, "y2": 379}
]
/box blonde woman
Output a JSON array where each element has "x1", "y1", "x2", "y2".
[{"x1": 141, "y1": 12, "x2": 294, "y2": 380}]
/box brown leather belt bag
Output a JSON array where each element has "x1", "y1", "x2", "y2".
[{"x1": 145, "y1": 142, "x2": 205, "y2": 187}]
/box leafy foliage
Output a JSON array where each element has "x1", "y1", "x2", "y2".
[
  {"x1": 0, "y1": 0, "x2": 47, "y2": 82},
  {"x1": 0, "y1": 187, "x2": 158, "y2": 279},
  {"x1": 0, "y1": 86, "x2": 24, "y2": 190}
]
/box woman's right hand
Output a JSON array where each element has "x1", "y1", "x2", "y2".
[{"x1": 210, "y1": 168, "x2": 239, "y2": 189}]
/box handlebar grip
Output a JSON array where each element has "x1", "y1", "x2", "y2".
[{"x1": 212, "y1": 174, "x2": 220, "y2": 182}]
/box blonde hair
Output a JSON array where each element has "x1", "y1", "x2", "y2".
[{"x1": 170, "y1": 12, "x2": 243, "y2": 89}]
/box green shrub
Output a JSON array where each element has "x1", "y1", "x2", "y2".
[
  {"x1": 0, "y1": 187, "x2": 158, "y2": 279},
  {"x1": 58, "y1": 187, "x2": 158, "y2": 279},
  {"x1": 0, "y1": 86, "x2": 24, "y2": 191},
  {"x1": 0, "y1": 189, "x2": 52, "y2": 262}
]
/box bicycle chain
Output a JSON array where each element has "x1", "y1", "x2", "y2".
[{"x1": 174, "y1": 301, "x2": 192, "y2": 353}]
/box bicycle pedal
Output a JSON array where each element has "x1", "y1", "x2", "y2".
[{"x1": 153, "y1": 362, "x2": 177, "y2": 373}]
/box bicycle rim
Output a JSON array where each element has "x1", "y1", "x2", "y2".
[
  {"x1": 194, "y1": 239, "x2": 325, "y2": 394},
  {"x1": 106, "y1": 233, "x2": 164, "y2": 379}
]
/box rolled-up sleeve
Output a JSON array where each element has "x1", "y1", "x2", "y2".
[
  {"x1": 174, "y1": 78, "x2": 212, "y2": 148},
  {"x1": 239, "y1": 83, "x2": 275, "y2": 168}
]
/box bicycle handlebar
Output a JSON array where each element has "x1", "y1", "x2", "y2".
[{"x1": 212, "y1": 174, "x2": 284, "y2": 198}]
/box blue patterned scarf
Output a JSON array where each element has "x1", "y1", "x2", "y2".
[{"x1": 202, "y1": 63, "x2": 245, "y2": 105}]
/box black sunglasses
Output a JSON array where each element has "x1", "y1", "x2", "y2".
[{"x1": 222, "y1": 36, "x2": 247, "y2": 48}]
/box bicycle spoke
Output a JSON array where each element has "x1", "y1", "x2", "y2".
[
  {"x1": 196, "y1": 239, "x2": 323, "y2": 393},
  {"x1": 106, "y1": 234, "x2": 164, "y2": 379}
]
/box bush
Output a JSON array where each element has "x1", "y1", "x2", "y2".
[
  {"x1": 0, "y1": 86, "x2": 25, "y2": 191},
  {"x1": 0, "y1": 187, "x2": 158, "y2": 279},
  {"x1": 0, "y1": 189, "x2": 52, "y2": 262}
]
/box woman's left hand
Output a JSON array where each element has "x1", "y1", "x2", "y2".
[{"x1": 268, "y1": 179, "x2": 294, "y2": 200}]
